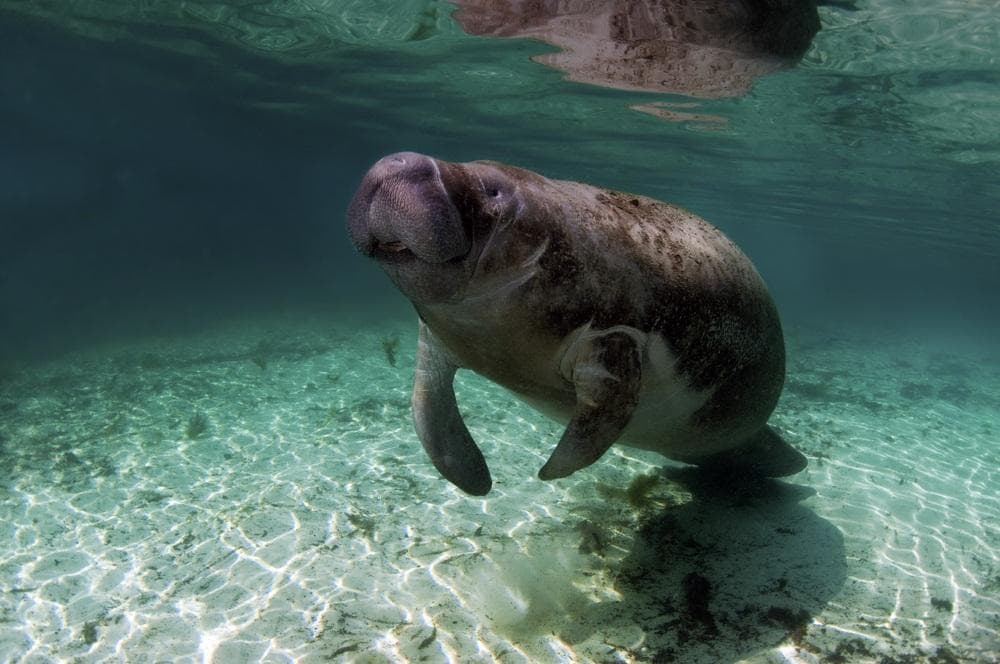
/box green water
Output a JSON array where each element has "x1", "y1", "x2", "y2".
[{"x1": 0, "y1": 2, "x2": 997, "y2": 662}]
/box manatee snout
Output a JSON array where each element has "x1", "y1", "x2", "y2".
[{"x1": 347, "y1": 152, "x2": 469, "y2": 264}]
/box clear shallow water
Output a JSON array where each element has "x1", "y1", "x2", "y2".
[
  {"x1": 0, "y1": 1, "x2": 998, "y2": 662},
  {"x1": 0, "y1": 317, "x2": 997, "y2": 662}
]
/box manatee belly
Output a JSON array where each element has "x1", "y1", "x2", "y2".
[{"x1": 500, "y1": 330, "x2": 747, "y2": 460}]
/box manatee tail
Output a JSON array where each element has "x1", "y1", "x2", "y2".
[{"x1": 693, "y1": 426, "x2": 807, "y2": 478}]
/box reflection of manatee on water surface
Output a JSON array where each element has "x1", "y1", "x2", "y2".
[
  {"x1": 347, "y1": 152, "x2": 806, "y2": 495},
  {"x1": 451, "y1": 0, "x2": 823, "y2": 97}
]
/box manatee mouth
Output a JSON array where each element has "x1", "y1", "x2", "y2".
[{"x1": 371, "y1": 239, "x2": 416, "y2": 262}]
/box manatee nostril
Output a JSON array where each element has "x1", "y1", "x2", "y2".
[{"x1": 379, "y1": 151, "x2": 433, "y2": 176}]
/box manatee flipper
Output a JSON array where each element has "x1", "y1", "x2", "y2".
[
  {"x1": 539, "y1": 329, "x2": 642, "y2": 480},
  {"x1": 412, "y1": 320, "x2": 492, "y2": 495},
  {"x1": 694, "y1": 426, "x2": 807, "y2": 477}
]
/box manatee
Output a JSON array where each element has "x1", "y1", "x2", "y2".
[{"x1": 347, "y1": 152, "x2": 806, "y2": 495}]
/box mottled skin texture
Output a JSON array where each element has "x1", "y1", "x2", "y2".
[{"x1": 347, "y1": 152, "x2": 804, "y2": 495}]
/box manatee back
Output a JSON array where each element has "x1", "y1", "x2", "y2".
[{"x1": 527, "y1": 179, "x2": 785, "y2": 433}]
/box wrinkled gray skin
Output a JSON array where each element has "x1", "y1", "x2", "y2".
[{"x1": 347, "y1": 152, "x2": 806, "y2": 495}]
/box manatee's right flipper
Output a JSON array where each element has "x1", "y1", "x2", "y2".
[
  {"x1": 412, "y1": 320, "x2": 492, "y2": 495},
  {"x1": 694, "y1": 426, "x2": 807, "y2": 478},
  {"x1": 538, "y1": 328, "x2": 643, "y2": 481}
]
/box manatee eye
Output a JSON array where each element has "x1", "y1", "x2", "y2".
[{"x1": 482, "y1": 177, "x2": 507, "y2": 201}]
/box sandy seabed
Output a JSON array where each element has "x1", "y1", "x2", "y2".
[{"x1": 0, "y1": 313, "x2": 997, "y2": 663}]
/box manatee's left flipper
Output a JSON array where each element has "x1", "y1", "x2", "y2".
[
  {"x1": 412, "y1": 320, "x2": 492, "y2": 495},
  {"x1": 539, "y1": 328, "x2": 643, "y2": 480}
]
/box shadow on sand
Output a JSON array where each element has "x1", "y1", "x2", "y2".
[{"x1": 569, "y1": 467, "x2": 847, "y2": 662}]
